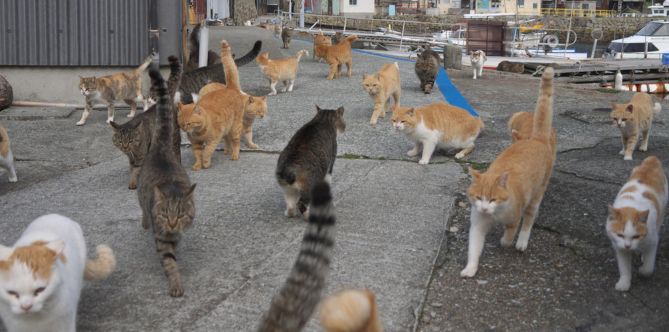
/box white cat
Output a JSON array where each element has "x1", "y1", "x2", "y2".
[
  {"x1": 606, "y1": 156, "x2": 667, "y2": 291},
  {"x1": 0, "y1": 214, "x2": 116, "y2": 332},
  {"x1": 470, "y1": 50, "x2": 487, "y2": 80},
  {"x1": 0, "y1": 125, "x2": 17, "y2": 183}
]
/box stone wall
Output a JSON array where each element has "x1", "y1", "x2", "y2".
[{"x1": 542, "y1": 16, "x2": 654, "y2": 43}]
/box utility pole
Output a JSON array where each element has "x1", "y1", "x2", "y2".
[{"x1": 299, "y1": 0, "x2": 305, "y2": 28}]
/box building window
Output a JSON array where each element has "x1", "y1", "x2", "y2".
[
  {"x1": 350, "y1": 0, "x2": 356, "y2": 5},
  {"x1": 518, "y1": 0, "x2": 524, "y2": 7},
  {"x1": 533, "y1": 3, "x2": 538, "y2": 8}
]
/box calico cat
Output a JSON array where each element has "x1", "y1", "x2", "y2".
[
  {"x1": 607, "y1": 156, "x2": 667, "y2": 291},
  {"x1": 391, "y1": 103, "x2": 484, "y2": 164},
  {"x1": 414, "y1": 49, "x2": 440, "y2": 94},
  {"x1": 77, "y1": 55, "x2": 153, "y2": 126},
  {"x1": 0, "y1": 125, "x2": 17, "y2": 183},
  {"x1": 178, "y1": 40, "x2": 268, "y2": 170},
  {"x1": 137, "y1": 65, "x2": 196, "y2": 297},
  {"x1": 470, "y1": 50, "x2": 487, "y2": 79},
  {"x1": 276, "y1": 106, "x2": 345, "y2": 218},
  {"x1": 461, "y1": 68, "x2": 556, "y2": 278},
  {"x1": 363, "y1": 62, "x2": 401, "y2": 126},
  {"x1": 0, "y1": 214, "x2": 116, "y2": 332},
  {"x1": 281, "y1": 27, "x2": 293, "y2": 49},
  {"x1": 257, "y1": 181, "x2": 336, "y2": 332},
  {"x1": 110, "y1": 55, "x2": 183, "y2": 190},
  {"x1": 316, "y1": 35, "x2": 358, "y2": 80},
  {"x1": 177, "y1": 40, "x2": 262, "y2": 104},
  {"x1": 256, "y1": 50, "x2": 309, "y2": 95},
  {"x1": 319, "y1": 289, "x2": 383, "y2": 332},
  {"x1": 313, "y1": 31, "x2": 332, "y2": 62},
  {"x1": 507, "y1": 111, "x2": 557, "y2": 148},
  {"x1": 184, "y1": 23, "x2": 220, "y2": 72},
  {"x1": 610, "y1": 93, "x2": 662, "y2": 160}
]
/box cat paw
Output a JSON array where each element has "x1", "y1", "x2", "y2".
[
  {"x1": 615, "y1": 278, "x2": 631, "y2": 291},
  {"x1": 619, "y1": 149, "x2": 625, "y2": 155},
  {"x1": 639, "y1": 264, "x2": 655, "y2": 276},
  {"x1": 623, "y1": 155, "x2": 633, "y2": 161},
  {"x1": 269, "y1": 91, "x2": 277, "y2": 96},
  {"x1": 231, "y1": 154, "x2": 239, "y2": 161},
  {"x1": 127, "y1": 113, "x2": 135, "y2": 118},
  {"x1": 639, "y1": 146, "x2": 648, "y2": 152},
  {"x1": 285, "y1": 208, "x2": 296, "y2": 218},
  {"x1": 472, "y1": 76, "x2": 477, "y2": 80},
  {"x1": 460, "y1": 265, "x2": 478, "y2": 278},
  {"x1": 8, "y1": 176, "x2": 17, "y2": 183},
  {"x1": 169, "y1": 284, "x2": 184, "y2": 297},
  {"x1": 418, "y1": 159, "x2": 429, "y2": 165},
  {"x1": 455, "y1": 152, "x2": 467, "y2": 159},
  {"x1": 76, "y1": 120, "x2": 86, "y2": 126},
  {"x1": 500, "y1": 237, "x2": 514, "y2": 247},
  {"x1": 128, "y1": 183, "x2": 137, "y2": 190},
  {"x1": 247, "y1": 143, "x2": 259, "y2": 149},
  {"x1": 407, "y1": 149, "x2": 419, "y2": 157},
  {"x1": 515, "y1": 238, "x2": 529, "y2": 252},
  {"x1": 191, "y1": 164, "x2": 202, "y2": 171},
  {"x1": 202, "y1": 161, "x2": 211, "y2": 168},
  {"x1": 369, "y1": 120, "x2": 378, "y2": 126}
]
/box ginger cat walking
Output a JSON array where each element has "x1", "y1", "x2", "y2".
[
  {"x1": 316, "y1": 35, "x2": 358, "y2": 80},
  {"x1": 256, "y1": 50, "x2": 309, "y2": 95},
  {"x1": 610, "y1": 93, "x2": 661, "y2": 160},
  {"x1": 363, "y1": 62, "x2": 401, "y2": 126},
  {"x1": 461, "y1": 67, "x2": 556, "y2": 278}
]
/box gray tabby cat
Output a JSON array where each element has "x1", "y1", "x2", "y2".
[
  {"x1": 257, "y1": 181, "x2": 336, "y2": 332},
  {"x1": 111, "y1": 55, "x2": 182, "y2": 189},
  {"x1": 137, "y1": 64, "x2": 196, "y2": 297},
  {"x1": 414, "y1": 48, "x2": 440, "y2": 94},
  {"x1": 281, "y1": 27, "x2": 292, "y2": 49},
  {"x1": 178, "y1": 40, "x2": 262, "y2": 104},
  {"x1": 276, "y1": 106, "x2": 345, "y2": 219}
]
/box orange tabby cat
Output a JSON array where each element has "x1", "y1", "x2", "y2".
[
  {"x1": 319, "y1": 289, "x2": 383, "y2": 332},
  {"x1": 508, "y1": 111, "x2": 557, "y2": 149},
  {"x1": 313, "y1": 31, "x2": 332, "y2": 63},
  {"x1": 177, "y1": 40, "x2": 267, "y2": 170},
  {"x1": 610, "y1": 93, "x2": 661, "y2": 160},
  {"x1": 462, "y1": 67, "x2": 556, "y2": 278},
  {"x1": 362, "y1": 62, "x2": 401, "y2": 126},
  {"x1": 198, "y1": 82, "x2": 226, "y2": 97},
  {"x1": 391, "y1": 103, "x2": 484, "y2": 164},
  {"x1": 256, "y1": 49, "x2": 309, "y2": 95},
  {"x1": 316, "y1": 35, "x2": 358, "y2": 80}
]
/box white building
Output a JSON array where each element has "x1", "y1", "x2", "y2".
[{"x1": 340, "y1": 0, "x2": 375, "y2": 18}]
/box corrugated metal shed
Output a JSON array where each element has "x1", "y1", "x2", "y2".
[{"x1": 0, "y1": 0, "x2": 151, "y2": 66}]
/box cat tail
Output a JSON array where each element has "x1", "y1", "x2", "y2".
[
  {"x1": 319, "y1": 289, "x2": 383, "y2": 332},
  {"x1": 531, "y1": 67, "x2": 554, "y2": 143},
  {"x1": 167, "y1": 55, "x2": 183, "y2": 99},
  {"x1": 189, "y1": 23, "x2": 202, "y2": 53},
  {"x1": 296, "y1": 49, "x2": 309, "y2": 62},
  {"x1": 344, "y1": 35, "x2": 358, "y2": 43},
  {"x1": 134, "y1": 56, "x2": 153, "y2": 76},
  {"x1": 167, "y1": 56, "x2": 183, "y2": 161},
  {"x1": 653, "y1": 102, "x2": 662, "y2": 114},
  {"x1": 84, "y1": 245, "x2": 116, "y2": 281},
  {"x1": 148, "y1": 64, "x2": 173, "y2": 143},
  {"x1": 221, "y1": 40, "x2": 241, "y2": 92},
  {"x1": 234, "y1": 40, "x2": 263, "y2": 67},
  {"x1": 257, "y1": 182, "x2": 336, "y2": 332}
]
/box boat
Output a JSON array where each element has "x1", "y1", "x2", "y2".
[
  {"x1": 648, "y1": 1, "x2": 669, "y2": 17},
  {"x1": 604, "y1": 20, "x2": 669, "y2": 59}
]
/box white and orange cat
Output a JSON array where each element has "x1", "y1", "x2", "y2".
[
  {"x1": 0, "y1": 214, "x2": 116, "y2": 332},
  {"x1": 606, "y1": 156, "x2": 667, "y2": 291},
  {"x1": 391, "y1": 103, "x2": 484, "y2": 164},
  {"x1": 461, "y1": 68, "x2": 556, "y2": 278},
  {"x1": 610, "y1": 93, "x2": 661, "y2": 160},
  {"x1": 256, "y1": 50, "x2": 309, "y2": 95},
  {"x1": 363, "y1": 62, "x2": 401, "y2": 126},
  {"x1": 319, "y1": 289, "x2": 383, "y2": 332},
  {"x1": 0, "y1": 125, "x2": 18, "y2": 183}
]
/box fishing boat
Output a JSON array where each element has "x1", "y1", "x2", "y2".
[{"x1": 604, "y1": 20, "x2": 669, "y2": 59}]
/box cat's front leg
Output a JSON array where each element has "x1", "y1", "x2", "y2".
[
  {"x1": 156, "y1": 238, "x2": 184, "y2": 297},
  {"x1": 623, "y1": 134, "x2": 637, "y2": 160},
  {"x1": 639, "y1": 241, "x2": 658, "y2": 276},
  {"x1": 472, "y1": 66, "x2": 478, "y2": 80},
  {"x1": 244, "y1": 130, "x2": 259, "y2": 149},
  {"x1": 129, "y1": 166, "x2": 140, "y2": 190},
  {"x1": 369, "y1": 102, "x2": 384, "y2": 126},
  {"x1": 76, "y1": 100, "x2": 94, "y2": 126},
  {"x1": 191, "y1": 142, "x2": 204, "y2": 171},
  {"x1": 478, "y1": 65, "x2": 484, "y2": 77},
  {"x1": 269, "y1": 80, "x2": 278, "y2": 95},
  {"x1": 639, "y1": 126, "x2": 651, "y2": 152},
  {"x1": 461, "y1": 210, "x2": 494, "y2": 277},
  {"x1": 614, "y1": 247, "x2": 633, "y2": 291},
  {"x1": 106, "y1": 103, "x2": 115, "y2": 124},
  {"x1": 455, "y1": 144, "x2": 475, "y2": 160},
  {"x1": 407, "y1": 142, "x2": 421, "y2": 157},
  {"x1": 418, "y1": 140, "x2": 437, "y2": 165}
]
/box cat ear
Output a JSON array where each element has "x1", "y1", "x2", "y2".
[
  {"x1": 638, "y1": 210, "x2": 649, "y2": 223},
  {"x1": 496, "y1": 172, "x2": 509, "y2": 188},
  {"x1": 608, "y1": 204, "x2": 619, "y2": 218},
  {"x1": 511, "y1": 129, "x2": 522, "y2": 142},
  {"x1": 260, "y1": 95, "x2": 267, "y2": 101},
  {"x1": 0, "y1": 245, "x2": 13, "y2": 261},
  {"x1": 469, "y1": 167, "x2": 481, "y2": 181},
  {"x1": 185, "y1": 184, "x2": 197, "y2": 199},
  {"x1": 610, "y1": 103, "x2": 617, "y2": 110},
  {"x1": 336, "y1": 106, "x2": 345, "y2": 117},
  {"x1": 45, "y1": 240, "x2": 65, "y2": 257},
  {"x1": 315, "y1": 105, "x2": 322, "y2": 112},
  {"x1": 362, "y1": 73, "x2": 368, "y2": 80},
  {"x1": 109, "y1": 121, "x2": 120, "y2": 130},
  {"x1": 407, "y1": 108, "x2": 416, "y2": 117},
  {"x1": 248, "y1": 96, "x2": 255, "y2": 104},
  {"x1": 625, "y1": 104, "x2": 634, "y2": 113}
]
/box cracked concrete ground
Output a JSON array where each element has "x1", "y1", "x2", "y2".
[{"x1": 1, "y1": 26, "x2": 668, "y2": 331}]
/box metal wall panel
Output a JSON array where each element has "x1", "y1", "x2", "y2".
[{"x1": 0, "y1": 0, "x2": 153, "y2": 66}]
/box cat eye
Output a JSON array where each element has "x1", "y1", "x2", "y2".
[
  {"x1": 490, "y1": 199, "x2": 496, "y2": 202},
  {"x1": 617, "y1": 233, "x2": 624, "y2": 238},
  {"x1": 632, "y1": 235, "x2": 640, "y2": 239},
  {"x1": 475, "y1": 196, "x2": 482, "y2": 200},
  {"x1": 34, "y1": 287, "x2": 45, "y2": 296},
  {"x1": 612, "y1": 117, "x2": 618, "y2": 121},
  {"x1": 7, "y1": 291, "x2": 18, "y2": 298}
]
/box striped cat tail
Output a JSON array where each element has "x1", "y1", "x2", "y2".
[
  {"x1": 531, "y1": 67, "x2": 554, "y2": 143},
  {"x1": 148, "y1": 64, "x2": 173, "y2": 144},
  {"x1": 234, "y1": 40, "x2": 263, "y2": 67},
  {"x1": 134, "y1": 55, "x2": 153, "y2": 75},
  {"x1": 167, "y1": 56, "x2": 183, "y2": 99},
  {"x1": 258, "y1": 181, "x2": 336, "y2": 332},
  {"x1": 84, "y1": 245, "x2": 116, "y2": 281}
]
